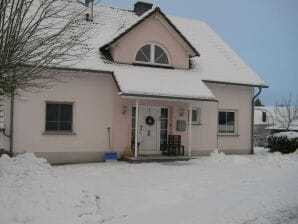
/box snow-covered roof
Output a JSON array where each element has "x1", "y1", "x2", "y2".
[
  {"x1": 57, "y1": 2, "x2": 267, "y2": 99},
  {"x1": 113, "y1": 66, "x2": 216, "y2": 101}
]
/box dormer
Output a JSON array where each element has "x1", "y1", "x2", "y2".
[{"x1": 100, "y1": 4, "x2": 199, "y2": 70}]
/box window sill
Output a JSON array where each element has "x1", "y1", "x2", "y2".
[
  {"x1": 218, "y1": 133, "x2": 239, "y2": 137},
  {"x1": 192, "y1": 123, "x2": 202, "y2": 125},
  {"x1": 133, "y1": 62, "x2": 173, "y2": 69},
  {"x1": 42, "y1": 131, "x2": 76, "y2": 136}
]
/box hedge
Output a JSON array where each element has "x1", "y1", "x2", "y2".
[{"x1": 268, "y1": 132, "x2": 298, "y2": 154}]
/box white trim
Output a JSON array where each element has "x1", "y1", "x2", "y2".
[
  {"x1": 188, "y1": 104, "x2": 192, "y2": 156},
  {"x1": 134, "y1": 99, "x2": 139, "y2": 158},
  {"x1": 134, "y1": 42, "x2": 172, "y2": 66},
  {"x1": 44, "y1": 101, "x2": 75, "y2": 134},
  {"x1": 191, "y1": 108, "x2": 201, "y2": 125},
  {"x1": 218, "y1": 109, "x2": 238, "y2": 135}
]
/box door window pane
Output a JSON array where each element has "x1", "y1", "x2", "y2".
[
  {"x1": 161, "y1": 119, "x2": 168, "y2": 129},
  {"x1": 161, "y1": 108, "x2": 168, "y2": 118}
]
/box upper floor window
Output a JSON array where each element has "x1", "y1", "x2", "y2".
[{"x1": 135, "y1": 43, "x2": 170, "y2": 66}]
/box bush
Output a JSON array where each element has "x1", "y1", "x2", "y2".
[{"x1": 268, "y1": 132, "x2": 298, "y2": 154}]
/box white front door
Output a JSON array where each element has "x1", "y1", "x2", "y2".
[{"x1": 139, "y1": 106, "x2": 161, "y2": 154}]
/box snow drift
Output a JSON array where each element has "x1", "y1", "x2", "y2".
[{"x1": 0, "y1": 153, "x2": 101, "y2": 224}]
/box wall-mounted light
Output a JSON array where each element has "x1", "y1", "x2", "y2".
[
  {"x1": 122, "y1": 105, "x2": 127, "y2": 115},
  {"x1": 179, "y1": 108, "x2": 185, "y2": 117}
]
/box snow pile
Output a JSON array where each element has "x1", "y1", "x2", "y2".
[
  {"x1": 272, "y1": 131, "x2": 298, "y2": 140},
  {"x1": 209, "y1": 149, "x2": 226, "y2": 160},
  {"x1": 254, "y1": 146, "x2": 270, "y2": 155},
  {"x1": 0, "y1": 153, "x2": 102, "y2": 224}
]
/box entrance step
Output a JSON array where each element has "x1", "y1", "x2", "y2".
[{"x1": 122, "y1": 155, "x2": 191, "y2": 163}]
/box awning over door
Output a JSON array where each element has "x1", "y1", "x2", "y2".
[{"x1": 113, "y1": 66, "x2": 217, "y2": 102}]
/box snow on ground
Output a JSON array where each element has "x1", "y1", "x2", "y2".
[
  {"x1": 1, "y1": 149, "x2": 298, "y2": 224},
  {"x1": 0, "y1": 154, "x2": 102, "y2": 224}
]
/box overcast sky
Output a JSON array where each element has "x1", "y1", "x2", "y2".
[{"x1": 101, "y1": 0, "x2": 298, "y2": 105}]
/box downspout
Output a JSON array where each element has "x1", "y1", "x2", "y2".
[
  {"x1": 216, "y1": 101, "x2": 219, "y2": 150},
  {"x1": 251, "y1": 87, "x2": 262, "y2": 154},
  {"x1": 9, "y1": 94, "x2": 14, "y2": 155}
]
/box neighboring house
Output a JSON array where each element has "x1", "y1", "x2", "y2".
[
  {"x1": 3, "y1": 1, "x2": 267, "y2": 164},
  {"x1": 254, "y1": 106, "x2": 298, "y2": 135}
]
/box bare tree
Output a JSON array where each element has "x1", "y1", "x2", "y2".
[
  {"x1": 0, "y1": 0, "x2": 90, "y2": 96},
  {"x1": 274, "y1": 94, "x2": 298, "y2": 131}
]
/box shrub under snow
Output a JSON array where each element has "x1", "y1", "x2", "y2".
[{"x1": 268, "y1": 131, "x2": 298, "y2": 154}]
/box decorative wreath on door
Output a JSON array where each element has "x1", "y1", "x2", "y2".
[{"x1": 145, "y1": 116, "x2": 155, "y2": 126}]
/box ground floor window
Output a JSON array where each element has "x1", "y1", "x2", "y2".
[
  {"x1": 192, "y1": 108, "x2": 201, "y2": 125},
  {"x1": 46, "y1": 102, "x2": 73, "y2": 132},
  {"x1": 218, "y1": 110, "x2": 236, "y2": 134}
]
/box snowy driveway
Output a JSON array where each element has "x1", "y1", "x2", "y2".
[
  {"x1": 1, "y1": 149, "x2": 298, "y2": 224},
  {"x1": 54, "y1": 150, "x2": 298, "y2": 224}
]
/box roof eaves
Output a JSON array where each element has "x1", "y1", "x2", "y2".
[
  {"x1": 203, "y1": 80, "x2": 269, "y2": 88},
  {"x1": 119, "y1": 92, "x2": 218, "y2": 102}
]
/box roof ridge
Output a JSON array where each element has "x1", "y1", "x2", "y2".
[{"x1": 94, "y1": 4, "x2": 135, "y2": 13}]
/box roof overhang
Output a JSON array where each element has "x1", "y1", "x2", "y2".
[{"x1": 203, "y1": 80, "x2": 269, "y2": 88}]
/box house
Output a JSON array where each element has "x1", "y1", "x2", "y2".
[
  {"x1": 0, "y1": 1, "x2": 267, "y2": 164},
  {"x1": 254, "y1": 106, "x2": 298, "y2": 135},
  {"x1": 254, "y1": 106, "x2": 298, "y2": 146}
]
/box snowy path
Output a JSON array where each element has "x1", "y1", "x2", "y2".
[{"x1": 1, "y1": 149, "x2": 298, "y2": 224}]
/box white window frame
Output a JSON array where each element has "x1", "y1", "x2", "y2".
[
  {"x1": 135, "y1": 42, "x2": 171, "y2": 66},
  {"x1": 191, "y1": 108, "x2": 201, "y2": 125},
  {"x1": 218, "y1": 110, "x2": 238, "y2": 135},
  {"x1": 43, "y1": 101, "x2": 76, "y2": 135}
]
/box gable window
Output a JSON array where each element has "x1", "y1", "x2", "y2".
[
  {"x1": 46, "y1": 102, "x2": 73, "y2": 132},
  {"x1": 218, "y1": 110, "x2": 237, "y2": 134},
  {"x1": 135, "y1": 43, "x2": 170, "y2": 66},
  {"x1": 192, "y1": 108, "x2": 201, "y2": 125}
]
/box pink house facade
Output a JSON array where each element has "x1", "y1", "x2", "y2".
[{"x1": 0, "y1": 2, "x2": 267, "y2": 164}]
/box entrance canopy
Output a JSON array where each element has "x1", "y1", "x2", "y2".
[{"x1": 113, "y1": 66, "x2": 217, "y2": 101}]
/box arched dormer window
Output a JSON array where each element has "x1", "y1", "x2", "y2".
[{"x1": 135, "y1": 43, "x2": 170, "y2": 66}]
